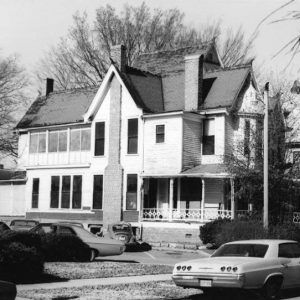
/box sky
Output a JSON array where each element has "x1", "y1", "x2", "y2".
[{"x1": 0, "y1": 0, "x2": 299, "y2": 93}]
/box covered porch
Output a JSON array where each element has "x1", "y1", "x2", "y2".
[{"x1": 140, "y1": 164, "x2": 249, "y2": 222}]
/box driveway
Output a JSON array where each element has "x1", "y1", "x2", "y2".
[{"x1": 96, "y1": 248, "x2": 210, "y2": 265}]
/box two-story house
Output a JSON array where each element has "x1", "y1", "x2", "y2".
[{"x1": 15, "y1": 42, "x2": 263, "y2": 243}]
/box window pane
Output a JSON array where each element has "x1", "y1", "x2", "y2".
[
  {"x1": 81, "y1": 129, "x2": 91, "y2": 151},
  {"x1": 72, "y1": 175, "x2": 82, "y2": 209},
  {"x1": 38, "y1": 133, "x2": 46, "y2": 153},
  {"x1": 70, "y1": 130, "x2": 80, "y2": 151},
  {"x1": 29, "y1": 134, "x2": 38, "y2": 153},
  {"x1": 61, "y1": 176, "x2": 71, "y2": 208},
  {"x1": 126, "y1": 174, "x2": 137, "y2": 210},
  {"x1": 203, "y1": 136, "x2": 215, "y2": 155},
  {"x1": 95, "y1": 122, "x2": 105, "y2": 156},
  {"x1": 244, "y1": 120, "x2": 250, "y2": 156},
  {"x1": 203, "y1": 119, "x2": 215, "y2": 136},
  {"x1": 49, "y1": 132, "x2": 58, "y2": 152},
  {"x1": 93, "y1": 175, "x2": 103, "y2": 209},
  {"x1": 50, "y1": 176, "x2": 60, "y2": 208},
  {"x1": 58, "y1": 131, "x2": 67, "y2": 152},
  {"x1": 32, "y1": 178, "x2": 39, "y2": 208},
  {"x1": 128, "y1": 119, "x2": 138, "y2": 154}
]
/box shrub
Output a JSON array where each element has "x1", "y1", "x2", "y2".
[
  {"x1": 199, "y1": 218, "x2": 232, "y2": 245},
  {"x1": 41, "y1": 233, "x2": 90, "y2": 262},
  {"x1": 0, "y1": 242, "x2": 44, "y2": 282},
  {"x1": 0, "y1": 230, "x2": 42, "y2": 251}
]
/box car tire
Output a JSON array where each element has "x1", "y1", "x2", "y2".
[
  {"x1": 261, "y1": 277, "x2": 282, "y2": 300},
  {"x1": 89, "y1": 249, "x2": 97, "y2": 262}
]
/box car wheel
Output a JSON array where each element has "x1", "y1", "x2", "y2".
[
  {"x1": 261, "y1": 277, "x2": 282, "y2": 300},
  {"x1": 89, "y1": 249, "x2": 97, "y2": 262}
]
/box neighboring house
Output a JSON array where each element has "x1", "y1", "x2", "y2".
[
  {"x1": 0, "y1": 165, "x2": 26, "y2": 218},
  {"x1": 15, "y1": 42, "x2": 263, "y2": 243}
]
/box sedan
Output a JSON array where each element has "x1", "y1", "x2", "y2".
[
  {"x1": 39, "y1": 223, "x2": 126, "y2": 261},
  {"x1": 172, "y1": 239, "x2": 300, "y2": 300},
  {"x1": 106, "y1": 222, "x2": 136, "y2": 245}
]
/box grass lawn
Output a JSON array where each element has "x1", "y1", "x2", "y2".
[
  {"x1": 44, "y1": 261, "x2": 173, "y2": 280},
  {"x1": 18, "y1": 280, "x2": 202, "y2": 300}
]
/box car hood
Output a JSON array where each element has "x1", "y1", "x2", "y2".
[{"x1": 174, "y1": 257, "x2": 265, "y2": 274}]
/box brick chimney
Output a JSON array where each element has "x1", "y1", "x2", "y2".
[
  {"x1": 111, "y1": 45, "x2": 126, "y2": 72},
  {"x1": 46, "y1": 78, "x2": 54, "y2": 96},
  {"x1": 184, "y1": 54, "x2": 204, "y2": 111}
]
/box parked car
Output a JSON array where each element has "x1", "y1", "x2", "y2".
[
  {"x1": 10, "y1": 219, "x2": 39, "y2": 231},
  {"x1": 106, "y1": 222, "x2": 136, "y2": 245},
  {"x1": 29, "y1": 223, "x2": 53, "y2": 234},
  {"x1": 37, "y1": 223, "x2": 126, "y2": 261},
  {"x1": 172, "y1": 239, "x2": 300, "y2": 299},
  {"x1": 0, "y1": 280, "x2": 16, "y2": 300},
  {"x1": 0, "y1": 221, "x2": 11, "y2": 233}
]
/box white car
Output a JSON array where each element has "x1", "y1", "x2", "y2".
[{"x1": 172, "y1": 240, "x2": 300, "y2": 299}]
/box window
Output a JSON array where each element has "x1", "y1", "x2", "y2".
[
  {"x1": 95, "y1": 122, "x2": 105, "y2": 156},
  {"x1": 72, "y1": 175, "x2": 82, "y2": 209},
  {"x1": 50, "y1": 176, "x2": 60, "y2": 208},
  {"x1": 49, "y1": 131, "x2": 67, "y2": 152},
  {"x1": 70, "y1": 128, "x2": 91, "y2": 151},
  {"x1": 31, "y1": 178, "x2": 39, "y2": 208},
  {"x1": 156, "y1": 125, "x2": 165, "y2": 143},
  {"x1": 61, "y1": 176, "x2": 71, "y2": 208},
  {"x1": 202, "y1": 119, "x2": 215, "y2": 155},
  {"x1": 279, "y1": 243, "x2": 300, "y2": 258},
  {"x1": 128, "y1": 118, "x2": 138, "y2": 154},
  {"x1": 29, "y1": 132, "x2": 46, "y2": 153},
  {"x1": 244, "y1": 119, "x2": 250, "y2": 156},
  {"x1": 93, "y1": 175, "x2": 103, "y2": 209},
  {"x1": 126, "y1": 174, "x2": 137, "y2": 210}
]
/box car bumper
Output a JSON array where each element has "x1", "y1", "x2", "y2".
[{"x1": 172, "y1": 273, "x2": 245, "y2": 289}]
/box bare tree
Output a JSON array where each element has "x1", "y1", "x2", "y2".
[
  {"x1": 37, "y1": 3, "x2": 256, "y2": 91},
  {"x1": 0, "y1": 54, "x2": 28, "y2": 159}
]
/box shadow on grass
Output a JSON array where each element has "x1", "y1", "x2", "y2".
[{"x1": 96, "y1": 258, "x2": 139, "y2": 263}]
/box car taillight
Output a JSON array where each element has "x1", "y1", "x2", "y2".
[
  {"x1": 176, "y1": 266, "x2": 181, "y2": 271},
  {"x1": 221, "y1": 266, "x2": 225, "y2": 271},
  {"x1": 232, "y1": 267, "x2": 238, "y2": 272},
  {"x1": 187, "y1": 266, "x2": 192, "y2": 271},
  {"x1": 227, "y1": 266, "x2": 232, "y2": 272},
  {"x1": 182, "y1": 266, "x2": 186, "y2": 271}
]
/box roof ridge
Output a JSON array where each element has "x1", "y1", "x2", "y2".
[
  {"x1": 136, "y1": 40, "x2": 213, "y2": 58},
  {"x1": 44, "y1": 85, "x2": 99, "y2": 98},
  {"x1": 125, "y1": 65, "x2": 161, "y2": 78},
  {"x1": 205, "y1": 63, "x2": 252, "y2": 74}
]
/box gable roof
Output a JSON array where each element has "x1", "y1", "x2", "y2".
[
  {"x1": 16, "y1": 88, "x2": 97, "y2": 129},
  {"x1": 202, "y1": 66, "x2": 251, "y2": 109}
]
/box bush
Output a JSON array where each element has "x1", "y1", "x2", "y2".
[
  {"x1": 199, "y1": 218, "x2": 232, "y2": 245},
  {"x1": 41, "y1": 233, "x2": 90, "y2": 262},
  {"x1": 204, "y1": 219, "x2": 300, "y2": 248},
  {"x1": 0, "y1": 230, "x2": 42, "y2": 251},
  {"x1": 0, "y1": 242, "x2": 44, "y2": 282}
]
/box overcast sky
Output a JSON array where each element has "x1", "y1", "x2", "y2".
[{"x1": 0, "y1": 0, "x2": 299, "y2": 92}]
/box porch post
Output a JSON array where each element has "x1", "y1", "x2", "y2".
[
  {"x1": 169, "y1": 178, "x2": 174, "y2": 221},
  {"x1": 201, "y1": 179, "x2": 205, "y2": 222},
  {"x1": 230, "y1": 178, "x2": 235, "y2": 219},
  {"x1": 140, "y1": 177, "x2": 144, "y2": 222},
  {"x1": 177, "y1": 178, "x2": 181, "y2": 211}
]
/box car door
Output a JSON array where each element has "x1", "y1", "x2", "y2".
[{"x1": 279, "y1": 243, "x2": 300, "y2": 288}]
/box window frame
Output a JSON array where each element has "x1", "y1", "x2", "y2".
[
  {"x1": 94, "y1": 122, "x2": 105, "y2": 156},
  {"x1": 244, "y1": 119, "x2": 251, "y2": 156},
  {"x1": 202, "y1": 118, "x2": 215, "y2": 155},
  {"x1": 156, "y1": 125, "x2": 165, "y2": 143},
  {"x1": 31, "y1": 178, "x2": 40, "y2": 208},
  {"x1": 127, "y1": 118, "x2": 138, "y2": 154},
  {"x1": 29, "y1": 132, "x2": 46, "y2": 154},
  {"x1": 126, "y1": 174, "x2": 138, "y2": 210}
]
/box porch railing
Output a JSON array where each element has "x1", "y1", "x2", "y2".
[{"x1": 142, "y1": 208, "x2": 250, "y2": 222}]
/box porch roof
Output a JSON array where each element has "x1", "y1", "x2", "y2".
[
  {"x1": 141, "y1": 164, "x2": 231, "y2": 178},
  {"x1": 181, "y1": 164, "x2": 230, "y2": 178}
]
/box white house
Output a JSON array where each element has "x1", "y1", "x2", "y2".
[{"x1": 15, "y1": 42, "x2": 263, "y2": 243}]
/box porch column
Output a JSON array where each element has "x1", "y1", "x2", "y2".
[
  {"x1": 201, "y1": 179, "x2": 205, "y2": 222},
  {"x1": 177, "y1": 178, "x2": 181, "y2": 211},
  {"x1": 139, "y1": 177, "x2": 144, "y2": 221},
  {"x1": 169, "y1": 178, "x2": 174, "y2": 221},
  {"x1": 230, "y1": 178, "x2": 235, "y2": 219}
]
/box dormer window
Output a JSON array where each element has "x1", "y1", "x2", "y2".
[{"x1": 202, "y1": 119, "x2": 215, "y2": 155}]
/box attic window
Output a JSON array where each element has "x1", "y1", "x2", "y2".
[{"x1": 29, "y1": 132, "x2": 46, "y2": 153}]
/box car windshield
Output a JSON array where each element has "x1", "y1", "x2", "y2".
[
  {"x1": 211, "y1": 243, "x2": 269, "y2": 258},
  {"x1": 112, "y1": 224, "x2": 130, "y2": 232}
]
